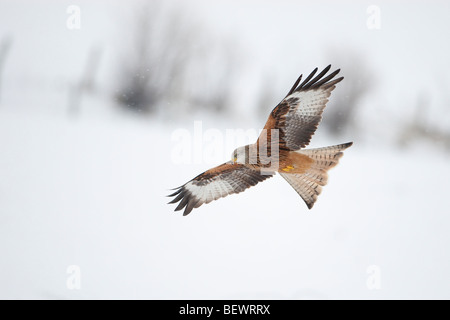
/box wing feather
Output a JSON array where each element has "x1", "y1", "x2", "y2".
[
  {"x1": 168, "y1": 163, "x2": 274, "y2": 215},
  {"x1": 298, "y1": 67, "x2": 318, "y2": 88},
  {"x1": 258, "y1": 65, "x2": 343, "y2": 152},
  {"x1": 301, "y1": 65, "x2": 330, "y2": 90}
]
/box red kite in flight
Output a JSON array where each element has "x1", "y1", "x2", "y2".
[{"x1": 169, "y1": 65, "x2": 352, "y2": 215}]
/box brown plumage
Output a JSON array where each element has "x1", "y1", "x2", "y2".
[{"x1": 169, "y1": 65, "x2": 352, "y2": 215}]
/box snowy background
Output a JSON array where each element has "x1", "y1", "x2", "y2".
[{"x1": 1, "y1": 0, "x2": 449, "y2": 299}]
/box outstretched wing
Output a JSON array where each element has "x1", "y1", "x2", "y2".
[
  {"x1": 168, "y1": 163, "x2": 274, "y2": 215},
  {"x1": 257, "y1": 65, "x2": 343, "y2": 153}
]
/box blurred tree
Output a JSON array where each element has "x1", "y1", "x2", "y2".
[
  {"x1": 398, "y1": 94, "x2": 450, "y2": 152},
  {"x1": 116, "y1": 3, "x2": 184, "y2": 113},
  {"x1": 255, "y1": 71, "x2": 278, "y2": 121},
  {"x1": 114, "y1": 2, "x2": 241, "y2": 116},
  {"x1": 322, "y1": 51, "x2": 374, "y2": 137}
]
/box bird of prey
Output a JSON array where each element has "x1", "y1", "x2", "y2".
[{"x1": 168, "y1": 65, "x2": 352, "y2": 215}]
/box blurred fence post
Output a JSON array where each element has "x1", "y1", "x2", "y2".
[
  {"x1": 68, "y1": 46, "x2": 102, "y2": 116},
  {"x1": 0, "y1": 36, "x2": 13, "y2": 104}
]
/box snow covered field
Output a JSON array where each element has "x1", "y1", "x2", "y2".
[
  {"x1": 1, "y1": 0, "x2": 449, "y2": 300},
  {"x1": 1, "y1": 110, "x2": 449, "y2": 299}
]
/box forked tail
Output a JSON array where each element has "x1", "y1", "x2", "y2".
[{"x1": 279, "y1": 142, "x2": 353, "y2": 209}]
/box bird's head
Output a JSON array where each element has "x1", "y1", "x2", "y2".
[{"x1": 231, "y1": 145, "x2": 249, "y2": 164}]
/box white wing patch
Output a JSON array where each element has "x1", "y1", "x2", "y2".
[
  {"x1": 185, "y1": 179, "x2": 233, "y2": 204},
  {"x1": 168, "y1": 164, "x2": 274, "y2": 215},
  {"x1": 288, "y1": 89, "x2": 331, "y2": 116}
]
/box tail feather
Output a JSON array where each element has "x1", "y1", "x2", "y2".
[
  {"x1": 280, "y1": 173, "x2": 322, "y2": 209},
  {"x1": 280, "y1": 142, "x2": 352, "y2": 209}
]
